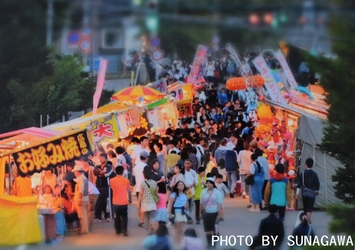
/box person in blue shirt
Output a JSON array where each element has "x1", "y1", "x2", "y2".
[
  {"x1": 217, "y1": 88, "x2": 228, "y2": 106},
  {"x1": 264, "y1": 163, "x2": 292, "y2": 222},
  {"x1": 168, "y1": 181, "x2": 189, "y2": 246}
]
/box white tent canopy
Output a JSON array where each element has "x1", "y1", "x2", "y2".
[
  {"x1": 296, "y1": 114, "x2": 343, "y2": 208},
  {"x1": 268, "y1": 101, "x2": 343, "y2": 208}
]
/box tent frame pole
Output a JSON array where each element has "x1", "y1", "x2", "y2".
[{"x1": 324, "y1": 152, "x2": 327, "y2": 207}]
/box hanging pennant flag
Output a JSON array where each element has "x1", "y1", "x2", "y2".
[
  {"x1": 186, "y1": 45, "x2": 208, "y2": 88},
  {"x1": 273, "y1": 49, "x2": 298, "y2": 88},
  {"x1": 252, "y1": 54, "x2": 287, "y2": 105},
  {"x1": 93, "y1": 58, "x2": 108, "y2": 115}
]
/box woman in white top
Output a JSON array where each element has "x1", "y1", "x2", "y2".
[
  {"x1": 199, "y1": 177, "x2": 223, "y2": 248},
  {"x1": 138, "y1": 167, "x2": 158, "y2": 235}
]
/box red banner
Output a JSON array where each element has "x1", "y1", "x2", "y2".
[{"x1": 186, "y1": 45, "x2": 207, "y2": 88}]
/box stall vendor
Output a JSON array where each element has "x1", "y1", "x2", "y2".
[{"x1": 12, "y1": 172, "x2": 32, "y2": 197}]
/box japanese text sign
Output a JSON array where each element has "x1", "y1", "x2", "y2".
[
  {"x1": 13, "y1": 130, "x2": 93, "y2": 175},
  {"x1": 177, "y1": 101, "x2": 192, "y2": 118}
]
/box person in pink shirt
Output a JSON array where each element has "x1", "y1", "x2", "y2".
[{"x1": 155, "y1": 183, "x2": 168, "y2": 230}]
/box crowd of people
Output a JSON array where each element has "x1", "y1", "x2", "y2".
[
  {"x1": 6, "y1": 48, "x2": 321, "y2": 249},
  {"x1": 6, "y1": 78, "x2": 321, "y2": 249},
  {"x1": 46, "y1": 80, "x2": 316, "y2": 249}
]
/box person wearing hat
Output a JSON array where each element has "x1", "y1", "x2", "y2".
[
  {"x1": 264, "y1": 163, "x2": 292, "y2": 222},
  {"x1": 134, "y1": 150, "x2": 150, "y2": 227},
  {"x1": 199, "y1": 177, "x2": 223, "y2": 248},
  {"x1": 72, "y1": 163, "x2": 89, "y2": 234}
]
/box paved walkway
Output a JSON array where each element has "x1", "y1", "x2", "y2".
[{"x1": 4, "y1": 195, "x2": 332, "y2": 250}]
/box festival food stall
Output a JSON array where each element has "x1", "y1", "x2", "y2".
[
  {"x1": 244, "y1": 47, "x2": 338, "y2": 208},
  {"x1": 0, "y1": 129, "x2": 94, "y2": 245},
  {"x1": 167, "y1": 82, "x2": 195, "y2": 120},
  {"x1": 109, "y1": 85, "x2": 180, "y2": 137},
  {"x1": 146, "y1": 98, "x2": 179, "y2": 133}
]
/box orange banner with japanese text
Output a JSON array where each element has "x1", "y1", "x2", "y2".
[
  {"x1": 13, "y1": 130, "x2": 93, "y2": 176},
  {"x1": 177, "y1": 99, "x2": 193, "y2": 118}
]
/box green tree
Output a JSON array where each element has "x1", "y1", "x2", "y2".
[
  {"x1": 45, "y1": 54, "x2": 114, "y2": 122},
  {"x1": 309, "y1": 19, "x2": 355, "y2": 205},
  {"x1": 45, "y1": 54, "x2": 87, "y2": 122},
  {"x1": 0, "y1": 0, "x2": 68, "y2": 132},
  {"x1": 307, "y1": 14, "x2": 355, "y2": 248}
]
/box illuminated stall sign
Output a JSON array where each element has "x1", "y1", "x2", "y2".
[
  {"x1": 91, "y1": 113, "x2": 119, "y2": 142},
  {"x1": 177, "y1": 101, "x2": 192, "y2": 117},
  {"x1": 13, "y1": 131, "x2": 92, "y2": 175}
]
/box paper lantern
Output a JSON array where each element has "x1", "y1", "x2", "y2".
[
  {"x1": 265, "y1": 124, "x2": 272, "y2": 133},
  {"x1": 257, "y1": 124, "x2": 266, "y2": 133},
  {"x1": 226, "y1": 76, "x2": 264, "y2": 91},
  {"x1": 288, "y1": 170, "x2": 295, "y2": 176},
  {"x1": 257, "y1": 104, "x2": 272, "y2": 119}
]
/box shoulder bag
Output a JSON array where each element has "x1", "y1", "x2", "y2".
[
  {"x1": 302, "y1": 171, "x2": 316, "y2": 199},
  {"x1": 245, "y1": 175, "x2": 254, "y2": 185},
  {"x1": 145, "y1": 181, "x2": 159, "y2": 203}
]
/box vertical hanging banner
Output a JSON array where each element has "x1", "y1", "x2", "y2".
[
  {"x1": 117, "y1": 113, "x2": 129, "y2": 138},
  {"x1": 273, "y1": 49, "x2": 298, "y2": 88},
  {"x1": 91, "y1": 113, "x2": 119, "y2": 143},
  {"x1": 252, "y1": 55, "x2": 287, "y2": 105},
  {"x1": 147, "y1": 108, "x2": 161, "y2": 132},
  {"x1": 93, "y1": 58, "x2": 108, "y2": 115},
  {"x1": 186, "y1": 45, "x2": 208, "y2": 88}
]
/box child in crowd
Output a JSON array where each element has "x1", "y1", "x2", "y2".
[
  {"x1": 42, "y1": 185, "x2": 54, "y2": 207},
  {"x1": 210, "y1": 167, "x2": 219, "y2": 180},
  {"x1": 168, "y1": 181, "x2": 189, "y2": 245},
  {"x1": 215, "y1": 174, "x2": 229, "y2": 220},
  {"x1": 194, "y1": 167, "x2": 206, "y2": 224},
  {"x1": 155, "y1": 183, "x2": 168, "y2": 230}
]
